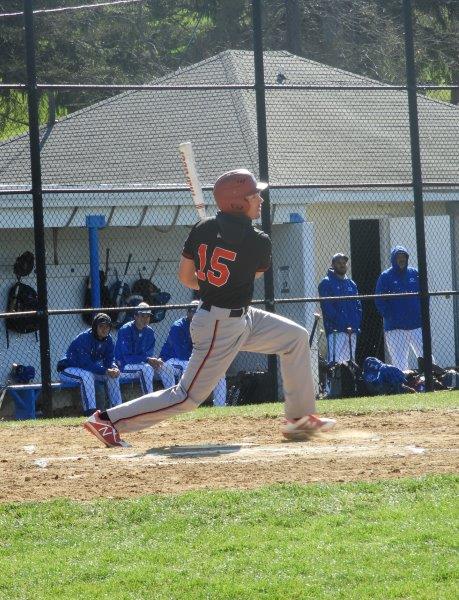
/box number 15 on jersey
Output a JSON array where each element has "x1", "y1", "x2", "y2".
[{"x1": 196, "y1": 244, "x2": 237, "y2": 287}]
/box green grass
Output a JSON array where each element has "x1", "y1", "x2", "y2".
[
  {"x1": 0, "y1": 475, "x2": 457, "y2": 599},
  {"x1": 1, "y1": 390, "x2": 457, "y2": 429}
]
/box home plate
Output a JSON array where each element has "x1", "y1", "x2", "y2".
[{"x1": 108, "y1": 441, "x2": 428, "y2": 465}]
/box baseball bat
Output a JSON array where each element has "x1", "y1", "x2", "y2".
[
  {"x1": 114, "y1": 253, "x2": 132, "y2": 308},
  {"x1": 149, "y1": 257, "x2": 161, "y2": 281},
  {"x1": 178, "y1": 141, "x2": 207, "y2": 220},
  {"x1": 332, "y1": 329, "x2": 337, "y2": 364},
  {"x1": 309, "y1": 312, "x2": 321, "y2": 348},
  {"x1": 317, "y1": 328, "x2": 325, "y2": 346},
  {"x1": 346, "y1": 327, "x2": 353, "y2": 362}
]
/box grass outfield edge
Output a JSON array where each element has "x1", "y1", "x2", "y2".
[{"x1": 0, "y1": 390, "x2": 457, "y2": 428}]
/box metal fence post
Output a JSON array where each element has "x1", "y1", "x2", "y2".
[
  {"x1": 86, "y1": 215, "x2": 106, "y2": 310},
  {"x1": 252, "y1": 0, "x2": 278, "y2": 400},
  {"x1": 23, "y1": 0, "x2": 53, "y2": 414},
  {"x1": 402, "y1": 0, "x2": 434, "y2": 391}
]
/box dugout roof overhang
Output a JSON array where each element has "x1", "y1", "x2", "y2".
[{"x1": 0, "y1": 186, "x2": 457, "y2": 229}]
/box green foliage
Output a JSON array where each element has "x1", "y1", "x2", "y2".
[
  {"x1": 0, "y1": 0, "x2": 457, "y2": 139},
  {"x1": 0, "y1": 475, "x2": 457, "y2": 598},
  {"x1": 0, "y1": 89, "x2": 67, "y2": 140}
]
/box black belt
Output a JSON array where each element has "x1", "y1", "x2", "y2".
[{"x1": 200, "y1": 302, "x2": 246, "y2": 318}]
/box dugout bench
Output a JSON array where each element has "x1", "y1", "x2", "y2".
[{"x1": 4, "y1": 376, "x2": 134, "y2": 420}]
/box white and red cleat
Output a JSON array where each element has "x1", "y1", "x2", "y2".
[
  {"x1": 83, "y1": 410, "x2": 130, "y2": 448},
  {"x1": 282, "y1": 414, "x2": 336, "y2": 441}
]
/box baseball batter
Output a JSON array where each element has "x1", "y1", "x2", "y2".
[{"x1": 84, "y1": 169, "x2": 335, "y2": 447}]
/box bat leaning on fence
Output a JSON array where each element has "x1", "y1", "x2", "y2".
[
  {"x1": 178, "y1": 141, "x2": 207, "y2": 220},
  {"x1": 346, "y1": 327, "x2": 354, "y2": 362},
  {"x1": 109, "y1": 253, "x2": 132, "y2": 326},
  {"x1": 309, "y1": 312, "x2": 321, "y2": 348}
]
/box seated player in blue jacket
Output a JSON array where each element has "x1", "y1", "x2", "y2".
[
  {"x1": 57, "y1": 313, "x2": 122, "y2": 416},
  {"x1": 115, "y1": 302, "x2": 175, "y2": 394},
  {"x1": 318, "y1": 253, "x2": 362, "y2": 363},
  {"x1": 160, "y1": 301, "x2": 227, "y2": 406}
]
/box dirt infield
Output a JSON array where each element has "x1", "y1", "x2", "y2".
[{"x1": 1, "y1": 410, "x2": 457, "y2": 502}]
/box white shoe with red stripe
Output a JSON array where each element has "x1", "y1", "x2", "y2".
[
  {"x1": 83, "y1": 410, "x2": 131, "y2": 448},
  {"x1": 282, "y1": 414, "x2": 336, "y2": 441}
]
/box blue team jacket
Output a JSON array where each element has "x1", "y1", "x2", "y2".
[
  {"x1": 375, "y1": 245, "x2": 421, "y2": 331},
  {"x1": 115, "y1": 321, "x2": 156, "y2": 369},
  {"x1": 363, "y1": 357, "x2": 407, "y2": 395},
  {"x1": 160, "y1": 317, "x2": 192, "y2": 362},
  {"x1": 318, "y1": 269, "x2": 362, "y2": 335},
  {"x1": 58, "y1": 329, "x2": 116, "y2": 375}
]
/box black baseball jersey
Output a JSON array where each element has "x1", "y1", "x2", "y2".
[{"x1": 182, "y1": 214, "x2": 271, "y2": 309}]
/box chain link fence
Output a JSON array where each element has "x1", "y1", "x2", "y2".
[{"x1": 0, "y1": 0, "x2": 458, "y2": 417}]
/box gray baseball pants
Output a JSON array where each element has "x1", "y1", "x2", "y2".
[{"x1": 107, "y1": 305, "x2": 316, "y2": 433}]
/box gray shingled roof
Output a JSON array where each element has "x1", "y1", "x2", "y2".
[{"x1": 1, "y1": 50, "x2": 458, "y2": 189}]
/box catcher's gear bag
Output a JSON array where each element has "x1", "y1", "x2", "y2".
[
  {"x1": 131, "y1": 273, "x2": 171, "y2": 324},
  {"x1": 227, "y1": 370, "x2": 273, "y2": 405},
  {"x1": 131, "y1": 273, "x2": 160, "y2": 304}
]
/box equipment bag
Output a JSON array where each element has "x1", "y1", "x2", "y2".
[
  {"x1": 327, "y1": 361, "x2": 363, "y2": 399},
  {"x1": 5, "y1": 281, "x2": 40, "y2": 348},
  {"x1": 227, "y1": 370, "x2": 273, "y2": 406}
]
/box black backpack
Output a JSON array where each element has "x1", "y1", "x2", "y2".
[
  {"x1": 5, "y1": 282, "x2": 40, "y2": 347},
  {"x1": 5, "y1": 252, "x2": 39, "y2": 347}
]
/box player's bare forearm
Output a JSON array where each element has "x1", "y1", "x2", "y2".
[
  {"x1": 178, "y1": 256, "x2": 200, "y2": 289},
  {"x1": 182, "y1": 275, "x2": 199, "y2": 290}
]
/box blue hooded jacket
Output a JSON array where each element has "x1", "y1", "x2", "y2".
[
  {"x1": 58, "y1": 329, "x2": 116, "y2": 375},
  {"x1": 363, "y1": 357, "x2": 407, "y2": 395},
  {"x1": 115, "y1": 321, "x2": 156, "y2": 369},
  {"x1": 318, "y1": 269, "x2": 362, "y2": 335},
  {"x1": 375, "y1": 245, "x2": 421, "y2": 331},
  {"x1": 160, "y1": 317, "x2": 192, "y2": 362}
]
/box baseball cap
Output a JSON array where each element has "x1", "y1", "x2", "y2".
[
  {"x1": 134, "y1": 302, "x2": 152, "y2": 316},
  {"x1": 331, "y1": 253, "x2": 349, "y2": 264}
]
